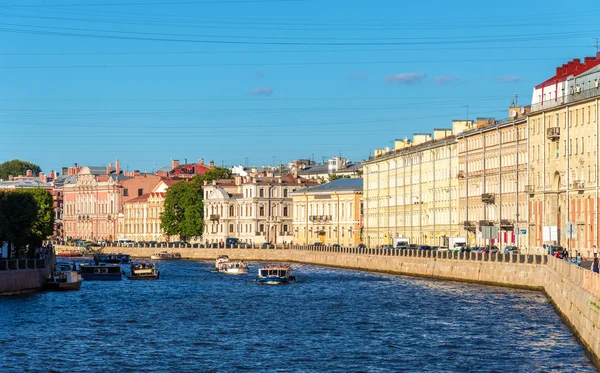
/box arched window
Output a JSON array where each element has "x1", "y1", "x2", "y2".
[
  {"x1": 283, "y1": 206, "x2": 288, "y2": 217},
  {"x1": 229, "y1": 205, "x2": 235, "y2": 217}
]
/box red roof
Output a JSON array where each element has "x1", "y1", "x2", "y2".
[
  {"x1": 160, "y1": 178, "x2": 180, "y2": 187},
  {"x1": 171, "y1": 164, "x2": 211, "y2": 175},
  {"x1": 536, "y1": 53, "x2": 600, "y2": 89}
]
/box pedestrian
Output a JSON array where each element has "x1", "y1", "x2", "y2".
[
  {"x1": 576, "y1": 252, "x2": 582, "y2": 266},
  {"x1": 593, "y1": 258, "x2": 599, "y2": 273},
  {"x1": 562, "y1": 249, "x2": 569, "y2": 260},
  {"x1": 594, "y1": 245, "x2": 598, "y2": 259}
]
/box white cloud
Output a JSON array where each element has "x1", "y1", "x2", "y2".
[
  {"x1": 248, "y1": 87, "x2": 274, "y2": 96},
  {"x1": 434, "y1": 74, "x2": 458, "y2": 86},
  {"x1": 383, "y1": 72, "x2": 426, "y2": 85}
]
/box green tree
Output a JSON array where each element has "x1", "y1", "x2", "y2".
[
  {"x1": 0, "y1": 159, "x2": 42, "y2": 180},
  {"x1": 328, "y1": 174, "x2": 350, "y2": 182},
  {"x1": 0, "y1": 190, "x2": 38, "y2": 258},
  {"x1": 24, "y1": 188, "x2": 55, "y2": 255},
  {"x1": 160, "y1": 181, "x2": 204, "y2": 241},
  {"x1": 191, "y1": 166, "x2": 233, "y2": 187}
]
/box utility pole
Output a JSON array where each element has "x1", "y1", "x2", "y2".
[{"x1": 594, "y1": 38, "x2": 599, "y2": 53}]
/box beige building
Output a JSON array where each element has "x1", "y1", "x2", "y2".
[
  {"x1": 118, "y1": 179, "x2": 180, "y2": 242},
  {"x1": 457, "y1": 110, "x2": 530, "y2": 250},
  {"x1": 202, "y1": 174, "x2": 317, "y2": 245},
  {"x1": 528, "y1": 54, "x2": 600, "y2": 255},
  {"x1": 291, "y1": 178, "x2": 363, "y2": 246},
  {"x1": 363, "y1": 123, "x2": 471, "y2": 247}
]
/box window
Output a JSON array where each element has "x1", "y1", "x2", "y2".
[
  {"x1": 123, "y1": 189, "x2": 129, "y2": 197},
  {"x1": 259, "y1": 206, "x2": 265, "y2": 216},
  {"x1": 229, "y1": 205, "x2": 235, "y2": 216},
  {"x1": 229, "y1": 224, "x2": 234, "y2": 233},
  {"x1": 259, "y1": 224, "x2": 264, "y2": 232},
  {"x1": 259, "y1": 189, "x2": 264, "y2": 197},
  {"x1": 283, "y1": 189, "x2": 288, "y2": 198},
  {"x1": 283, "y1": 206, "x2": 288, "y2": 217},
  {"x1": 138, "y1": 188, "x2": 143, "y2": 196},
  {"x1": 283, "y1": 225, "x2": 288, "y2": 232}
]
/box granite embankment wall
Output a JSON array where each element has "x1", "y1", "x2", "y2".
[
  {"x1": 57, "y1": 244, "x2": 600, "y2": 366},
  {"x1": 0, "y1": 257, "x2": 53, "y2": 295}
]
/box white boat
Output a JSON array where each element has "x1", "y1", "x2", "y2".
[
  {"x1": 215, "y1": 255, "x2": 230, "y2": 271},
  {"x1": 221, "y1": 261, "x2": 248, "y2": 275},
  {"x1": 150, "y1": 251, "x2": 182, "y2": 260},
  {"x1": 126, "y1": 262, "x2": 160, "y2": 280},
  {"x1": 45, "y1": 262, "x2": 83, "y2": 290}
]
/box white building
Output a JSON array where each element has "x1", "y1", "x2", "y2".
[{"x1": 202, "y1": 174, "x2": 317, "y2": 245}]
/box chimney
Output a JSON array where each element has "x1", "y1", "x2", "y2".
[
  {"x1": 209, "y1": 160, "x2": 215, "y2": 168},
  {"x1": 48, "y1": 170, "x2": 55, "y2": 179},
  {"x1": 199, "y1": 158, "x2": 204, "y2": 165},
  {"x1": 107, "y1": 162, "x2": 112, "y2": 175},
  {"x1": 171, "y1": 159, "x2": 180, "y2": 170},
  {"x1": 26, "y1": 169, "x2": 33, "y2": 177},
  {"x1": 115, "y1": 159, "x2": 121, "y2": 175},
  {"x1": 39, "y1": 172, "x2": 45, "y2": 181},
  {"x1": 235, "y1": 175, "x2": 242, "y2": 185}
]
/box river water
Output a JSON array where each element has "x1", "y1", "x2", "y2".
[{"x1": 0, "y1": 260, "x2": 596, "y2": 373}]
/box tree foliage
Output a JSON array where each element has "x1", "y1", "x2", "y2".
[
  {"x1": 328, "y1": 174, "x2": 351, "y2": 182},
  {"x1": 162, "y1": 166, "x2": 234, "y2": 241},
  {"x1": 0, "y1": 159, "x2": 42, "y2": 180},
  {"x1": 27, "y1": 188, "x2": 55, "y2": 249},
  {"x1": 0, "y1": 190, "x2": 38, "y2": 257}
]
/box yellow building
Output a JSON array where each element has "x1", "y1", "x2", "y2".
[
  {"x1": 457, "y1": 110, "x2": 529, "y2": 250},
  {"x1": 363, "y1": 123, "x2": 471, "y2": 247},
  {"x1": 528, "y1": 54, "x2": 600, "y2": 255},
  {"x1": 291, "y1": 178, "x2": 363, "y2": 246}
]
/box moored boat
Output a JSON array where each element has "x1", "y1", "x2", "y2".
[
  {"x1": 80, "y1": 263, "x2": 122, "y2": 281},
  {"x1": 150, "y1": 251, "x2": 181, "y2": 260},
  {"x1": 256, "y1": 264, "x2": 296, "y2": 285},
  {"x1": 94, "y1": 253, "x2": 131, "y2": 264},
  {"x1": 215, "y1": 255, "x2": 230, "y2": 271},
  {"x1": 126, "y1": 262, "x2": 159, "y2": 280},
  {"x1": 56, "y1": 250, "x2": 83, "y2": 258},
  {"x1": 45, "y1": 262, "x2": 83, "y2": 290}
]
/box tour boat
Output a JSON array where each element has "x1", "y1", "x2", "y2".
[
  {"x1": 94, "y1": 253, "x2": 131, "y2": 264},
  {"x1": 125, "y1": 262, "x2": 160, "y2": 280},
  {"x1": 150, "y1": 251, "x2": 182, "y2": 260},
  {"x1": 221, "y1": 261, "x2": 248, "y2": 275},
  {"x1": 256, "y1": 264, "x2": 296, "y2": 285},
  {"x1": 79, "y1": 262, "x2": 122, "y2": 281},
  {"x1": 45, "y1": 262, "x2": 83, "y2": 291},
  {"x1": 215, "y1": 255, "x2": 230, "y2": 271}
]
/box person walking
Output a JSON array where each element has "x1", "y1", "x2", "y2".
[
  {"x1": 576, "y1": 252, "x2": 582, "y2": 267},
  {"x1": 592, "y1": 258, "x2": 599, "y2": 274}
]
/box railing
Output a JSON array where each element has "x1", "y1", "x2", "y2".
[{"x1": 0, "y1": 258, "x2": 48, "y2": 271}]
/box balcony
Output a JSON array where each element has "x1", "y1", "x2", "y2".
[
  {"x1": 572, "y1": 180, "x2": 585, "y2": 192},
  {"x1": 478, "y1": 220, "x2": 494, "y2": 231},
  {"x1": 546, "y1": 127, "x2": 560, "y2": 141},
  {"x1": 210, "y1": 214, "x2": 220, "y2": 221},
  {"x1": 525, "y1": 184, "x2": 535, "y2": 196},
  {"x1": 481, "y1": 193, "x2": 495, "y2": 204},
  {"x1": 463, "y1": 221, "x2": 476, "y2": 232},
  {"x1": 457, "y1": 170, "x2": 465, "y2": 179},
  {"x1": 500, "y1": 219, "x2": 514, "y2": 230}
]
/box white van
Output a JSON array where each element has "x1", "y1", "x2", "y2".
[{"x1": 118, "y1": 239, "x2": 133, "y2": 246}]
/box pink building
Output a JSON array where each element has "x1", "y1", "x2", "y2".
[{"x1": 62, "y1": 160, "x2": 164, "y2": 242}]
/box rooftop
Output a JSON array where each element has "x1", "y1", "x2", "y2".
[{"x1": 292, "y1": 178, "x2": 363, "y2": 195}]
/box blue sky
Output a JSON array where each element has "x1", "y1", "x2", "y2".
[{"x1": 1, "y1": 0, "x2": 599, "y2": 174}]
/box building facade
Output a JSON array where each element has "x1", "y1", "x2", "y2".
[
  {"x1": 291, "y1": 178, "x2": 363, "y2": 246},
  {"x1": 202, "y1": 174, "x2": 317, "y2": 245},
  {"x1": 363, "y1": 125, "x2": 469, "y2": 247},
  {"x1": 528, "y1": 54, "x2": 600, "y2": 255},
  {"x1": 457, "y1": 111, "x2": 530, "y2": 250}
]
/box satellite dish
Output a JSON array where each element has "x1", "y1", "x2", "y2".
[
  {"x1": 510, "y1": 110, "x2": 517, "y2": 118},
  {"x1": 520, "y1": 107, "x2": 526, "y2": 115},
  {"x1": 384, "y1": 146, "x2": 390, "y2": 152}
]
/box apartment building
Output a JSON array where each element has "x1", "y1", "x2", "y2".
[{"x1": 290, "y1": 178, "x2": 363, "y2": 246}]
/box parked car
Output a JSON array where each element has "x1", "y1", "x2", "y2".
[
  {"x1": 381, "y1": 244, "x2": 394, "y2": 249},
  {"x1": 357, "y1": 244, "x2": 367, "y2": 249},
  {"x1": 331, "y1": 243, "x2": 341, "y2": 249},
  {"x1": 437, "y1": 246, "x2": 449, "y2": 252},
  {"x1": 504, "y1": 246, "x2": 519, "y2": 254},
  {"x1": 482, "y1": 245, "x2": 500, "y2": 254},
  {"x1": 262, "y1": 242, "x2": 275, "y2": 249},
  {"x1": 313, "y1": 242, "x2": 323, "y2": 246},
  {"x1": 408, "y1": 244, "x2": 419, "y2": 250},
  {"x1": 418, "y1": 245, "x2": 432, "y2": 251}
]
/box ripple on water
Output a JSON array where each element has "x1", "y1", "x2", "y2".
[{"x1": 0, "y1": 260, "x2": 596, "y2": 373}]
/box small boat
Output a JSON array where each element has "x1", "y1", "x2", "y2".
[
  {"x1": 45, "y1": 262, "x2": 83, "y2": 290},
  {"x1": 56, "y1": 250, "x2": 83, "y2": 258},
  {"x1": 256, "y1": 264, "x2": 296, "y2": 285},
  {"x1": 80, "y1": 263, "x2": 122, "y2": 281},
  {"x1": 94, "y1": 253, "x2": 131, "y2": 264},
  {"x1": 125, "y1": 262, "x2": 159, "y2": 280},
  {"x1": 150, "y1": 251, "x2": 182, "y2": 260},
  {"x1": 215, "y1": 255, "x2": 230, "y2": 271},
  {"x1": 221, "y1": 261, "x2": 248, "y2": 275}
]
